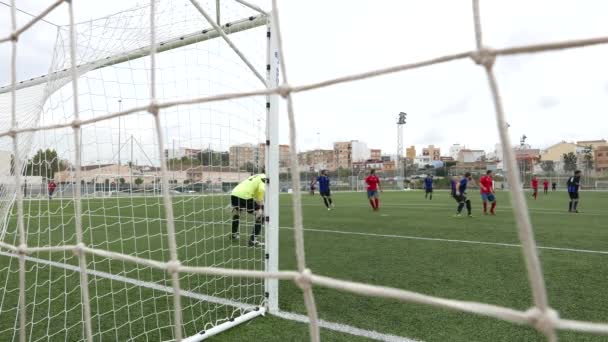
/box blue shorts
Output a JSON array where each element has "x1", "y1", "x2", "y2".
[
  {"x1": 367, "y1": 190, "x2": 378, "y2": 198},
  {"x1": 481, "y1": 193, "x2": 496, "y2": 202}
]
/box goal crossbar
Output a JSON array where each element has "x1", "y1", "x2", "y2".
[{"x1": 0, "y1": 14, "x2": 268, "y2": 94}]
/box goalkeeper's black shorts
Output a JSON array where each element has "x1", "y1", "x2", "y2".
[{"x1": 231, "y1": 195, "x2": 261, "y2": 213}]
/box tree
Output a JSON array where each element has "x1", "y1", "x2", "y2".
[
  {"x1": 562, "y1": 152, "x2": 578, "y2": 173},
  {"x1": 336, "y1": 167, "x2": 352, "y2": 178},
  {"x1": 242, "y1": 162, "x2": 257, "y2": 173},
  {"x1": 435, "y1": 167, "x2": 447, "y2": 177},
  {"x1": 24, "y1": 149, "x2": 66, "y2": 179},
  {"x1": 540, "y1": 160, "x2": 555, "y2": 173},
  {"x1": 582, "y1": 146, "x2": 593, "y2": 173},
  {"x1": 119, "y1": 178, "x2": 126, "y2": 184},
  {"x1": 134, "y1": 178, "x2": 144, "y2": 186},
  {"x1": 195, "y1": 149, "x2": 230, "y2": 166}
]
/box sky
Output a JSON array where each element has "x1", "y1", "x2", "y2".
[{"x1": 1, "y1": 0, "x2": 607, "y2": 163}]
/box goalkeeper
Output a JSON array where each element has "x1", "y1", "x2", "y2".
[{"x1": 231, "y1": 174, "x2": 266, "y2": 247}]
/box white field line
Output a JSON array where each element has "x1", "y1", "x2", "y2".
[
  {"x1": 14, "y1": 197, "x2": 608, "y2": 216},
  {"x1": 298, "y1": 203, "x2": 607, "y2": 216},
  {"x1": 278, "y1": 227, "x2": 608, "y2": 256},
  {"x1": 0, "y1": 250, "x2": 421, "y2": 342},
  {"x1": 273, "y1": 311, "x2": 420, "y2": 342},
  {"x1": 12, "y1": 212, "x2": 608, "y2": 256}
]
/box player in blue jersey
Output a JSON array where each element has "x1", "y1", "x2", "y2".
[
  {"x1": 453, "y1": 172, "x2": 473, "y2": 217},
  {"x1": 424, "y1": 174, "x2": 433, "y2": 200},
  {"x1": 312, "y1": 170, "x2": 334, "y2": 210},
  {"x1": 450, "y1": 176, "x2": 458, "y2": 197},
  {"x1": 567, "y1": 170, "x2": 582, "y2": 213}
]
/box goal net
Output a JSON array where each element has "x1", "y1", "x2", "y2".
[
  {"x1": 4, "y1": 1, "x2": 608, "y2": 342},
  {"x1": 0, "y1": 0, "x2": 277, "y2": 341},
  {"x1": 595, "y1": 181, "x2": 608, "y2": 190}
]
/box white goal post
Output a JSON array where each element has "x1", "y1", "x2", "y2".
[{"x1": 0, "y1": 1, "x2": 279, "y2": 341}]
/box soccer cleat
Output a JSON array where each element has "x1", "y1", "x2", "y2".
[
  {"x1": 468, "y1": 214, "x2": 474, "y2": 218},
  {"x1": 231, "y1": 233, "x2": 239, "y2": 240},
  {"x1": 453, "y1": 213, "x2": 463, "y2": 218},
  {"x1": 248, "y1": 240, "x2": 264, "y2": 248},
  {"x1": 327, "y1": 207, "x2": 331, "y2": 211},
  {"x1": 490, "y1": 211, "x2": 496, "y2": 216}
]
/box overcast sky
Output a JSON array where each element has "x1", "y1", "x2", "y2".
[{"x1": 1, "y1": 0, "x2": 607, "y2": 161}]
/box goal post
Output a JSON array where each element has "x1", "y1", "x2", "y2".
[
  {"x1": 0, "y1": 1, "x2": 279, "y2": 341},
  {"x1": 264, "y1": 12, "x2": 280, "y2": 313}
]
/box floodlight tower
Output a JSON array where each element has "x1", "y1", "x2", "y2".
[{"x1": 397, "y1": 112, "x2": 407, "y2": 190}]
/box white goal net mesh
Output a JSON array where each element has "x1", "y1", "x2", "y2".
[
  {"x1": 1, "y1": 0, "x2": 269, "y2": 341},
  {"x1": 595, "y1": 181, "x2": 608, "y2": 190},
  {"x1": 2, "y1": 1, "x2": 608, "y2": 342}
]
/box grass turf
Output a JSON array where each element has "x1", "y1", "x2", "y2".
[{"x1": 0, "y1": 189, "x2": 607, "y2": 341}]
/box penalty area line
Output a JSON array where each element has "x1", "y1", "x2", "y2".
[{"x1": 279, "y1": 227, "x2": 608, "y2": 256}]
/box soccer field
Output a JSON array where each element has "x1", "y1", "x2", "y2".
[{"x1": 1, "y1": 190, "x2": 607, "y2": 341}]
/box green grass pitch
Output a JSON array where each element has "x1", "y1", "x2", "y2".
[{"x1": 1, "y1": 190, "x2": 607, "y2": 341}]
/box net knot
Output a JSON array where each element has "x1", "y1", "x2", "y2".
[
  {"x1": 71, "y1": 119, "x2": 82, "y2": 129},
  {"x1": 525, "y1": 307, "x2": 559, "y2": 336},
  {"x1": 166, "y1": 260, "x2": 181, "y2": 274},
  {"x1": 295, "y1": 268, "x2": 313, "y2": 290},
  {"x1": 470, "y1": 48, "x2": 496, "y2": 68},
  {"x1": 17, "y1": 243, "x2": 28, "y2": 255},
  {"x1": 6, "y1": 129, "x2": 16, "y2": 138},
  {"x1": 73, "y1": 242, "x2": 86, "y2": 257},
  {"x1": 277, "y1": 84, "x2": 292, "y2": 98},
  {"x1": 10, "y1": 32, "x2": 18, "y2": 42},
  {"x1": 147, "y1": 101, "x2": 159, "y2": 115}
]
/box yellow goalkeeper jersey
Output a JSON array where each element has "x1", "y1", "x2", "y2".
[{"x1": 231, "y1": 174, "x2": 266, "y2": 202}]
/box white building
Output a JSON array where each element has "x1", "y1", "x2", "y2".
[
  {"x1": 351, "y1": 140, "x2": 370, "y2": 162},
  {"x1": 414, "y1": 155, "x2": 432, "y2": 166},
  {"x1": 449, "y1": 144, "x2": 465, "y2": 160},
  {"x1": 494, "y1": 143, "x2": 504, "y2": 170},
  {"x1": 458, "y1": 149, "x2": 486, "y2": 163},
  {"x1": 164, "y1": 147, "x2": 202, "y2": 159}
]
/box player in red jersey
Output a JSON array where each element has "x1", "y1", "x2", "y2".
[
  {"x1": 364, "y1": 169, "x2": 381, "y2": 211},
  {"x1": 543, "y1": 179, "x2": 549, "y2": 194},
  {"x1": 479, "y1": 170, "x2": 496, "y2": 215},
  {"x1": 531, "y1": 176, "x2": 539, "y2": 200},
  {"x1": 47, "y1": 180, "x2": 57, "y2": 200}
]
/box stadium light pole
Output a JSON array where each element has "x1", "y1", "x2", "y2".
[
  {"x1": 316, "y1": 132, "x2": 320, "y2": 150},
  {"x1": 397, "y1": 112, "x2": 407, "y2": 190},
  {"x1": 118, "y1": 99, "x2": 122, "y2": 167},
  {"x1": 520, "y1": 134, "x2": 527, "y2": 186}
]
